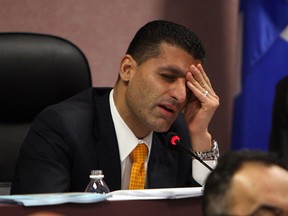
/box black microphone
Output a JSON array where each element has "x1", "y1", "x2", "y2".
[{"x1": 167, "y1": 132, "x2": 213, "y2": 171}]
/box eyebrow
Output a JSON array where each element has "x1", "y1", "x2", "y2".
[
  {"x1": 157, "y1": 66, "x2": 187, "y2": 77},
  {"x1": 250, "y1": 205, "x2": 285, "y2": 216}
]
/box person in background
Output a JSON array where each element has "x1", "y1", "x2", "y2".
[
  {"x1": 11, "y1": 20, "x2": 219, "y2": 194},
  {"x1": 203, "y1": 150, "x2": 288, "y2": 216},
  {"x1": 269, "y1": 76, "x2": 288, "y2": 165}
]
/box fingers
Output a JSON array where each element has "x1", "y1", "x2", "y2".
[
  {"x1": 187, "y1": 64, "x2": 217, "y2": 99},
  {"x1": 196, "y1": 64, "x2": 212, "y2": 89},
  {"x1": 184, "y1": 64, "x2": 220, "y2": 140}
]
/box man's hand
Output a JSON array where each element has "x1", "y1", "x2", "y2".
[{"x1": 184, "y1": 64, "x2": 219, "y2": 151}]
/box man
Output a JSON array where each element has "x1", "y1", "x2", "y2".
[
  {"x1": 11, "y1": 20, "x2": 219, "y2": 194},
  {"x1": 203, "y1": 150, "x2": 288, "y2": 216}
]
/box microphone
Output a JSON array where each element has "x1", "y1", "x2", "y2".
[{"x1": 168, "y1": 132, "x2": 213, "y2": 171}]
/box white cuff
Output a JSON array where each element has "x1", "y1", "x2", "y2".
[{"x1": 192, "y1": 159, "x2": 217, "y2": 186}]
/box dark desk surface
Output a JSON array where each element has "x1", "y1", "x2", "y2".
[{"x1": 0, "y1": 196, "x2": 203, "y2": 216}]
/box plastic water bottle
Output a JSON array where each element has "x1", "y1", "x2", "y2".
[{"x1": 84, "y1": 170, "x2": 110, "y2": 194}]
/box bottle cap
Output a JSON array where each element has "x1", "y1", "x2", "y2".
[
  {"x1": 91, "y1": 170, "x2": 102, "y2": 175},
  {"x1": 90, "y1": 170, "x2": 104, "y2": 178}
]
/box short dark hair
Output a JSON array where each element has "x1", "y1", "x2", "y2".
[
  {"x1": 203, "y1": 150, "x2": 288, "y2": 216},
  {"x1": 126, "y1": 20, "x2": 206, "y2": 65}
]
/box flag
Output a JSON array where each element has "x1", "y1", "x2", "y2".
[{"x1": 232, "y1": 0, "x2": 288, "y2": 150}]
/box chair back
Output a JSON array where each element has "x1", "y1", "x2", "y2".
[{"x1": 0, "y1": 33, "x2": 92, "y2": 194}]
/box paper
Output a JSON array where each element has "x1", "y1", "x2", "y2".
[
  {"x1": 0, "y1": 187, "x2": 203, "y2": 206},
  {"x1": 108, "y1": 187, "x2": 203, "y2": 201},
  {"x1": 0, "y1": 192, "x2": 110, "y2": 206}
]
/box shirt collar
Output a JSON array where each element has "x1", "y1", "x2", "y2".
[{"x1": 109, "y1": 89, "x2": 152, "y2": 161}]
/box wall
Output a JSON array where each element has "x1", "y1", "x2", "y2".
[{"x1": 0, "y1": 0, "x2": 239, "y2": 152}]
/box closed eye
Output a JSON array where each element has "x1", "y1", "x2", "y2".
[
  {"x1": 157, "y1": 65, "x2": 186, "y2": 82},
  {"x1": 161, "y1": 74, "x2": 177, "y2": 81}
]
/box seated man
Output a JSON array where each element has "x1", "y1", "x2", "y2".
[
  {"x1": 11, "y1": 20, "x2": 219, "y2": 194},
  {"x1": 203, "y1": 150, "x2": 288, "y2": 216}
]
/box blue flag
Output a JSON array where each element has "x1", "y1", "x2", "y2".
[{"x1": 232, "y1": 0, "x2": 288, "y2": 150}]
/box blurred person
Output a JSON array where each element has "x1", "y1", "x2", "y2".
[{"x1": 203, "y1": 150, "x2": 288, "y2": 216}]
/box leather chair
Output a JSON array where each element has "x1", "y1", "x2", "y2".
[
  {"x1": 269, "y1": 76, "x2": 288, "y2": 165},
  {"x1": 0, "y1": 33, "x2": 92, "y2": 194}
]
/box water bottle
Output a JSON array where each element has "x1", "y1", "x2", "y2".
[{"x1": 84, "y1": 170, "x2": 110, "y2": 194}]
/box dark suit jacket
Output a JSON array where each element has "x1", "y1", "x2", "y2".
[
  {"x1": 269, "y1": 76, "x2": 288, "y2": 165},
  {"x1": 11, "y1": 88, "x2": 199, "y2": 194}
]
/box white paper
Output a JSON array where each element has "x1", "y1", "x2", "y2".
[
  {"x1": 107, "y1": 187, "x2": 203, "y2": 201},
  {"x1": 0, "y1": 192, "x2": 110, "y2": 206},
  {"x1": 0, "y1": 187, "x2": 203, "y2": 206}
]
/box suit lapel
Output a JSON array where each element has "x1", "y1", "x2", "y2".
[
  {"x1": 92, "y1": 88, "x2": 122, "y2": 191},
  {"x1": 147, "y1": 133, "x2": 179, "y2": 188}
]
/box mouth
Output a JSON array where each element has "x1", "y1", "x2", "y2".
[{"x1": 159, "y1": 104, "x2": 176, "y2": 114}]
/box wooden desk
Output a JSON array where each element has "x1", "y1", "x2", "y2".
[{"x1": 0, "y1": 196, "x2": 203, "y2": 216}]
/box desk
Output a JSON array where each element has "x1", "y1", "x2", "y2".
[{"x1": 0, "y1": 196, "x2": 202, "y2": 216}]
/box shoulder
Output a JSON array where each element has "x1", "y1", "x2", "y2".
[
  {"x1": 42, "y1": 87, "x2": 112, "y2": 115},
  {"x1": 33, "y1": 87, "x2": 112, "y2": 127}
]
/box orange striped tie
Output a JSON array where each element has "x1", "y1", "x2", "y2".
[{"x1": 129, "y1": 143, "x2": 148, "y2": 190}]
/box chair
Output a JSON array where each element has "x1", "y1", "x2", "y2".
[{"x1": 0, "y1": 33, "x2": 92, "y2": 194}]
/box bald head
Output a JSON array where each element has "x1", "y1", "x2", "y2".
[
  {"x1": 203, "y1": 150, "x2": 288, "y2": 216},
  {"x1": 228, "y1": 162, "x2": 288, "y2": 215}
]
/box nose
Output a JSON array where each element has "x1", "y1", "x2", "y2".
[{"x1": 170, "y1": 80, "x2": 187, "y2": 104}]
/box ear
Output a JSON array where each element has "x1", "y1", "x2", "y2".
[{"x1": 119, "y1": 54, "x2": 137, "y2": 82}]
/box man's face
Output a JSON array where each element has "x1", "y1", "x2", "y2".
[
  {"x1": 227, "y1": 163, "x2": 288, "y2": 215},
  {"x1": 119, "y1": 43, "x2": 201, "y2": 138}
]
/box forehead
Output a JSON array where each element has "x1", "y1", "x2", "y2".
[
  {"x1": 158, "y1": 42, "x2": 200, "y2": 62},
  {"x1": 228, "y1": 163, "x2": 288, "y2": 214},
  {"x1": 142, "y1": 43, "x2": 201, "y2": 74}
]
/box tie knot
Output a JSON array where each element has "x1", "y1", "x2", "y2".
[{"x1": 130, "y1": 143, "x2": 148, "y2": 163}]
